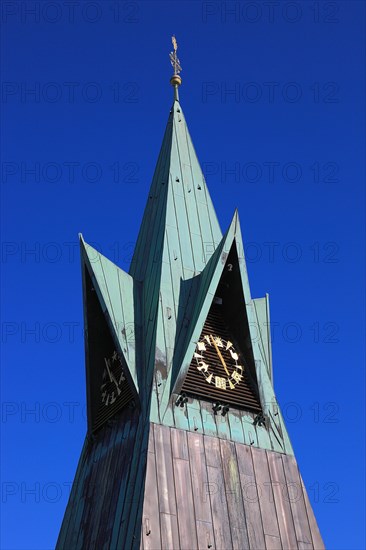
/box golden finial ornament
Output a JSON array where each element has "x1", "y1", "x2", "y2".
[{"x1": 169, "y1": 35, "x2": 182, "y2": 89}]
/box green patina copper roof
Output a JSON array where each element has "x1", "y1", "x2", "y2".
[
  {"x1": 57, "y1": 45, "x2": 324, "y2": 549},
  {"x1": 130, "y1": 99, "x2": 222, "y2": 281},
  {"x1": 80, "y1": 93, "x2": 293, "y2": 455}
]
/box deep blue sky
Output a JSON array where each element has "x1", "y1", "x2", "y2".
[{"x1": 1, "y1": 1, "x2": 365, "y2": 549}]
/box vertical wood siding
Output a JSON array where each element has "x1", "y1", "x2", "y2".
[
  {"x1": 140, "y1": 424, "x2": 324, "y2": 550},
  {"x1": 58, "y1": 421, "x2": 323, "y2": 550}
]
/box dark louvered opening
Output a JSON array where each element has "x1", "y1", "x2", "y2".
[
  {"x1": 85, "y1": 268, "x2": 135, "y2": 433},
  {"x1": 182, "y1": 303, "x2": 262, "y2": 413},
  {"x1": 93, "y1": 386, "x2": 134, "y2": 433}
]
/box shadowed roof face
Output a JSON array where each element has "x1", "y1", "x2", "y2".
[{"x1": 129, "y1": 99, "x2": 222, "y2": 285}]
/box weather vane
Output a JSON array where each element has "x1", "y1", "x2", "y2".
[
  {"x1": 169, "y1": 35, "x2": 182, "y2": 76},
  {"x1": 169, "y1": 35, "x2": 182, "y2": 99}
]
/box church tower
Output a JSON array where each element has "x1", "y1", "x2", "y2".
[{"x1": 57, "y1": 38, "x2": 324, "y2": 550}]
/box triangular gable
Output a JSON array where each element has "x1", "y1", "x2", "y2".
[
  {"x1": 157, "y1": 215, "x2": 234, "y2": 416},
  {"x1": 168, "y1": 211, "x2": 246, "y2": 396},
  {"x1": 159, "y1": 212, "x2": 292, "y2": 450},
  {"x1": 80, "y1": 236, "x2": 139, "y2": 405}
]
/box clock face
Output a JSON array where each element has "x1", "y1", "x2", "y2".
[
  {"x1": 194, "y1": 334, "x2": 244, "y2": 390},
  {"x1": 100, "y1": 350, "x2": 126, "y2": 407}
]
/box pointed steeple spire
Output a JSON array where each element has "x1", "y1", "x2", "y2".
[
  {"x1": 127, "y1": 37, "x2": 223, "y2": 414},
  {"x1": 129, "y1": 71, "x2": 222, "y2": 283}
]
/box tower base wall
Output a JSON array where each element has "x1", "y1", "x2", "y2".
[
  {"x1": 57, "y1": 415, "x2": 324, "y2": 550},
  {"x1": 141, "y1": 423, "x2": 324, "y2": 550}
]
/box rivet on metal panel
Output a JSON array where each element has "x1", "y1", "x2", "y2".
[
  {"x1": 212, "y1": 402, "x2": 221, "y2": 415},
  {"x1": 145, "y1": 518, "x2": 151, "y2": 536},
  {"x1": 176, "y1": 177, "x2": 180, "y2": 182},
  {"x1": 167, "y1": 307, "x2": 172, "y2": 319},
  {"x1": 198, "y1": 184, "x2": 202, "y2": 190}
]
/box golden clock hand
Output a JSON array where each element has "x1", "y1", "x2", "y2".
[{"x1": 210, "y1": 335, "x2": 230, "y2": 377}]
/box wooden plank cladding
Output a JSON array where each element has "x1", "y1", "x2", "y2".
[
  {"x1": 140, "y1": 424, "x2": 325, "y2": 550},
  {"x1": 58, "y1": 419, "x2": 325, "y2": 549}
]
